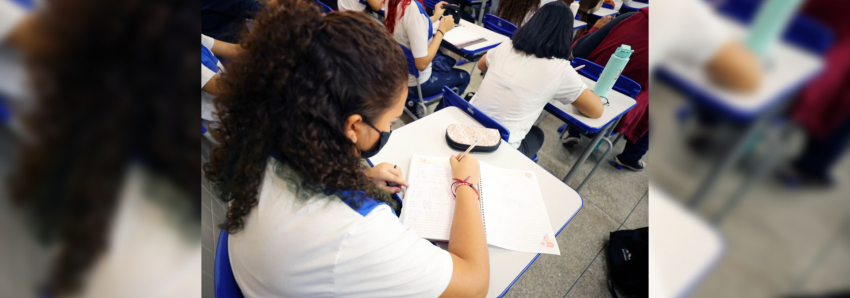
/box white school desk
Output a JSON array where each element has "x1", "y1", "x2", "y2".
[
  {"x1": 544, "y1": 74, "x2": 637, "y2": 189},
  {"x1": 573, "y1": 20, "x2": 587, "y2": 38},
  {"x1": 367, "y1": 107, "x2": 583, "y2": 298},
  {"x1": 649, "y1": 183, "x2": 724, "y2": 298},
  {"x1": 441, "y1": 20, "x2": 510, "y2": 72},
  {"x1": 657, "y1": 15, "x2": 823, "y2": 208},
  {"x1": 623, "y1": 1, "x2": 648, "y2": 11},
  {"x1": 592, "y1": 7, "x2": 619, "y2": 18}
]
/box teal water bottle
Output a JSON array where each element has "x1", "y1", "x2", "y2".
[
  {"x1": 593, "y1": 44, "x2": 633, "y2": 99},
  {"x1": 744, "y1": 0, "x2": 805, "y2": 58}
]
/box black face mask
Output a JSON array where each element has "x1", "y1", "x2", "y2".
[{"x1": 359, "y1": 121, "x2": 392, "y2": 158}]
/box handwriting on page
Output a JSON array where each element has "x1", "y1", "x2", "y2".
[
  {"x1": 479, "y1": 162, "x2": 560, "y2": 255},
  {"x1": 402, "y1": 155, "x2": 455, "y2": 241}
]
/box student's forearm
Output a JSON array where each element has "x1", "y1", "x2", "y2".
[
  {"x1": 211, "y1": 41, "x2": 243, "y2": 60},
  {"x1": 415, "y1": 33, "x2": 444, "y2": 70},
  {"x1": 366, "y1": 0, "x2": 382, "y2": 11},
  {"x1": 447, "y1": 187, "x2": 489, "y2": 277}
]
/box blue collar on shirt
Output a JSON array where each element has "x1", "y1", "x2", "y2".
[
  {"x1": 413, "y1": 0, "x2": 434, "y2": 40},
  {"x1": 269, "y1": 152, "x2": 396, "y2": 217},
  {"x1": 201, "y1": 43, "x2": 220, "y2": 73}
]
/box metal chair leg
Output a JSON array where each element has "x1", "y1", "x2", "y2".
[
  {"x1": 416, "y1": 83, "x2": 427, "y2": 117},
  {"x1": 577, "y1": 137, "x2": 614, "y2": 191},
  {"x1": 403, "y1": 106, "x2": 419, "y2": 121},
  {"x1": 564, "y1": 123, "x2": 609, "y2": 184},
  {"x1": 534, "y1": 111, "x2": 548, "y2": 127}
]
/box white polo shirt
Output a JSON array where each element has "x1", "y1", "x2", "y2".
[
  {"x1": 470, "y1": 41, "x2": 587, "y2": 148},
  {"x1": 338, "y1": 0, "x2": 367, "y2": 12},
  {"x1": 201, "y1": 34, "x2": 223, "y2": 121},
  {"x1": 391, "y1": 1, "x2": 435, "y2": 86},
  {"x1": 229, "y1": 159, "x2": 454, "y2": 297}
]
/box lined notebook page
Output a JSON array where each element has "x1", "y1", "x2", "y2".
[
  {"x1": 400, "y1": 155, "x2": 455, "y2": 241},
  {"x1": 480, "y1": 161, "x2": 560, "y2": 255}
]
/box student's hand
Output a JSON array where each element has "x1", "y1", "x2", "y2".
[
  {"x1": 434, "y1": 1, "x2": 449, "y2": 17},
  {"x1": 438, "y1": 15, "x2": 455, "y2": 35},
  {"x1": 594, "y1": 15, "x2": 613, "y2": 29},
  {"x1": 365, "y1": 162, "x2": 409, "y2": 194},
  {"x1": 449, "y1": 154, "x2": 479, "y2": 187}
]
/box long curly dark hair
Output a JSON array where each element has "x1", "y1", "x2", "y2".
[
  {"x1": 203, "y1": 0, "x2": 409, "y2": 234},
  {"x1": 9, "y1": 0, "x2": 197, "y2": 295}
]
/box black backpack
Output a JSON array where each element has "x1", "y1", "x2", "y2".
[{"x1": 606, "y1": 227, "x2": 648, "y2": 298}]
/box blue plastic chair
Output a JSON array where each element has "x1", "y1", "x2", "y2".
[
  {"x1": 423, "y1": 0, "x2": 440, "y2": 10},
  {"x1": 202, "y1": 124, "x2": 207, "y2": 135},
  {"x1": 215, "y1": 229, "x2": 244, "y2": 298},
  {"x1": 482, "y1": 14, "x2": 517, "y2": 38},
  {"x1": 399, "y1": 44, "x2": 443, "y2": 119},
  {"x1": 717, "y1": 0, "x2": 832, "y2": 55},
  {"x1": 441, "y1": 86, "x2": 539, "y2": 161},
  {"x1": 571, "y1": 57, "x2": 641, "y2": 99},
  {"x1": 315, "y1": 0, "x2": 334, "y2": 14},
  {"x1": 601, "y1": 2, "x2": 613, "y2": 9}
]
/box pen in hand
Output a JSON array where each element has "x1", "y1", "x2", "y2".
[{"x1": 457, "y1": 136, "x2": 482, "y2": 161}]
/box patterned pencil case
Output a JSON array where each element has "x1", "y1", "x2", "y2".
[{"x1": 445, "y1": 124, "x2": 501, "y2": 153}]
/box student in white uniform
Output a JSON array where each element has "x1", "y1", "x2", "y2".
[
  {"x1": 471, "y1": 1, "x2": 603, "y2": 158},
  {"x1": 384, "y1": 0, "x2": 470, "y2": 114},
  {"x1": 201, "y1": 34, "x2": 242, "y2": 122},
  {"x1": 204, "y1": 3, "x2": 489, "y2": 297}
]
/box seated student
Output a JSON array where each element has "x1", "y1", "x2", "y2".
[
  {"x1": 202, "y1": 0, "x2": 265, "y2": 43},
  {"x1": 567, "y1": 8, "x2": 648, "y2": 171},
  {"x1": 469, "y1": 1, "x2": 604, "y2": 159},
  {"x1": 385, "y1": 0, "x2": 470, "y2": 115},
  {"x1": 204, "y1": 3, "x2": 489, "y2": 297},
  {"x1": 201, "y1": 34, "x2": 242, "y2": 124},
  {"x1": 495, "y1": 0, "x2": 557, "y2": 27}
]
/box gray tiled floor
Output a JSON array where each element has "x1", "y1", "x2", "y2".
[
  {"x1": 200, "y1": 61, "x2": 649, "y2": 297},
  {"x1": 649, "y1": 81, "x2": 850, "y2": 297}
]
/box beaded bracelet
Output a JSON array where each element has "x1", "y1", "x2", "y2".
[{"x1": 450, "y1": 176, "x2": 479, "y2": 200}]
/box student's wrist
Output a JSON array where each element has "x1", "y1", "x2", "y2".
[{"x1": 456, "y1": 186, "x2": 479, "y2": 200}]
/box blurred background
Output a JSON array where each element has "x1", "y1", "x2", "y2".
[
  {"x1": 0, "y1": 0, "x2": 200, "y2": 297},
  {"x1": 650, "y1": 0, "x2": 850, "y2": 297}
]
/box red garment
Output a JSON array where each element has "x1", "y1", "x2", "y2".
[
  {"x1": 789, "y1": 0, "x2": 850, "y2": 140},
  {"x1": 576, "y1": 8, "x2": 648, "y2": 143}
]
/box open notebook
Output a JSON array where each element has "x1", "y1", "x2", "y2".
[
  {"x1": 442, "y1": 27, "x2": 487, "y2": 49},
  {"x1": 400, "y1": 155, "x2": 560, "y2": 255}
]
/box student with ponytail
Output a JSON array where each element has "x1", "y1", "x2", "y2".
[
  {"x1": 384, "y1": 0, "x2": 471, "y2": 106},
  {"x1": 204, "y1": 0, "x2": 489, "y2": 296}
]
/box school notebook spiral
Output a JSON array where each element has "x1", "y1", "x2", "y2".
[{"x1": 400, "y1": 155, "x2": 561, "y2": 255}]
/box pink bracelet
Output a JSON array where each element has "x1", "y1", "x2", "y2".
[{"x1": 450, "y1": 176, "x2": 479, "y2": 200}]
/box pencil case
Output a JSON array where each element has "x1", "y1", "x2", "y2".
[{"x1": 445, "y1": 124, "x2": 501, "y2": 153}]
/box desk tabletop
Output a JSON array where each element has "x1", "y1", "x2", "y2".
[
  {"x1": 574, "y1": 20, "x2": 587, "y2": 29},
  {"x1": 659, "y1": 16, "x2": 823, "y2": 120},
  {"x1": 368, "y1": 107, "x2": 583, "y2": 298},
  {"x1": 649, "y1": 184, "x2": 724, "y2": 298},
  {"x1": 593, "y1": 7, "x2": 619, "y2": 17},
  {"x1": 624, "y1": 1, "x2": 648, "y2": 10},
  {"x1": 446, "y1": 20, "x2": 510, "y2": 54},
  {"x1": 545, "y1": 75, "x2": 637, "y2": 132}
]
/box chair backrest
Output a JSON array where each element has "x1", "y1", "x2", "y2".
[
  {"x1": 571, "y1": 57, "x2": 641, "y2": 99},
  {"x1": 215, "y1": 229, "x2": 245, "y2": 298},
  {"x1": 717, "y1": 0, "x2": 832, "y2": 55},
  {"x1": 315, "y1": 0, "x2": 334, "y2": 14},
  {"x1": 482, "y1": 14, "x2": 518, "y2": 38},
  {"x1": 440, "y1": 86, "x2": 510, "y2": 142},
  {"x1": 423, "y1": 0, "x2": 440, "y2": 10},
  {"x1": 202, "y1": 124, "x2": 207, "y2": 134},
  {"x1": 399, "y1": 44, "x2": 420, "y2": 78},
  {"x1": 601, "y1": 1, "x2": 613, "y2": 9}
]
